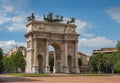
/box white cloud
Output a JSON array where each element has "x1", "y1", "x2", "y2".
[
  {"x1": 82, "y1": 33, "x2": 95, "y2": 38},
  {"x1": 78, "y1": 36, "x2": 116, "y2": 55},
  {"x1": 0, "y1": 13, "x2": 10, "y2": 25},
  {"x1": 75, "y1": 19, "x2": 96, "y2": 34},
  {"x1": 6, "y1": 13, "x2": 27, "y2": 31},
  {"x1": 7, "y1": 23, "x2": 25, "y2": 31},
  {"x1": 78, "y1": 36, "x2": 115, "y2": 47},
  {"x1": 6, "y1": 13, "x2": 44, "y2": 31},
  {"x1": 62, "y1": 17, "x2": 95, "y2": 35},
  {"x1": 2, "y1": 5, "x2": 14, "y2": 12},
  {"x1": 75, "y1": 19, "x2": 88, "y2": 33},
  {"x1": 0, "y1": 40, "x2": 26, "y2": 53},
  {"x1": 106, "y1": 7, "x2": 120, "y2": 23},
  {"x1": 0, "y1": 2, "x2": 28, "y2": 32},
  {"x1": 62, "y1": 17, "x2": 90, "y2": 34},
  {"x1": 0, "y1": 9, "x2": 27, "y2": 31}
]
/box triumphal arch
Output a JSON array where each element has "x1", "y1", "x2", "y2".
[{"x1": 25, "y1": 13, "x2": 80, "y2": 73}]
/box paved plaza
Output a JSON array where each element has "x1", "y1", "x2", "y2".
[{"x1": 0, "y1": 74, "x2": 120, "y2": 83}]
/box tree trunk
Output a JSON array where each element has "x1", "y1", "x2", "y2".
[
  {"x1": 98, "y1": 67, "x2": 101, "y2": 73},
  {"x1": 111, "y1": 68, "x2": 114, "y2": 74}
]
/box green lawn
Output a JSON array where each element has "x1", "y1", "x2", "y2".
[
  {"x1": 6, "y1": 73, "x2": 112, "y2": 77},
  {"x1": 7, "y1": 73, "x2": 49, "y2": 77}
]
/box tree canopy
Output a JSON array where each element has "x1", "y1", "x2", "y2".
[
  {"x1": 116, "y1": 40, "x2": 120, "y2": 51},
  {"x1": 0, "y1": 48, "x2": 3, "y2": 73},
  {"x1": 2, "y1": 50, "x2": 26, "y2": 73}
]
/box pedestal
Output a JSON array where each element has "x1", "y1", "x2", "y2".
[
  {"x1": 32, "y1": 66, "x2": 38, "y2": 73},
  {"x1": 63, "y1": 66, "x2": 69, "y2": 73},
  {"x1": 45, "y1": 66, "x2": 50, "y2": 73},
  {"x1": 72, "y1": 66, "x2": 80, "y2": 73}
]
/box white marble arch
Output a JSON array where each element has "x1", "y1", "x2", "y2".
[{"x1": 25, "y1": 20, "x2": 80, "y2": 74}]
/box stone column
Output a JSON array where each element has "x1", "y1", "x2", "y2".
[
  {"x1": 73, "y1": 41, "x2": 80, "y2": 73},
  {"x1": 63, "y1": 41, "x2": 69, "y2": 73},
  {"x1": 53, "y1": 51, "x2": 56, "y2": 73},
  {"x1": 32, "y1": 39, "x2": 38, "y2": 73},
  {"x1": 45, "y1": 40, "x2": 50, "y2": 73}
]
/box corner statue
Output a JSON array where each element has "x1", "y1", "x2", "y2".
[
  {"x1": 27, "y1": 13, "x2": 35, "y2": 22},
  {"x1": 67, "y1": 18, "x2": 75, "y2": 24},
  {"x1": 44, "y1": 12, "x2": 63, "y2": 23}
]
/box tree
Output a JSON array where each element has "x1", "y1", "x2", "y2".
[
  {"x1": 49, "y1": 55, "x2": 54, "y2": 73},
  {"x1": 113, "y1": 40, "x2": 120, "y2": 73},
  {"x1": 116, "y1": 40, "x2": 120, "y2": 51},
  {"x1": 3, "y1": 56, "x2": 13, "y2": 73},
  {"x1": 2, "y1": 50, "x2": 26, "y2": 73},
  {"x1": 78, "y1": 58, "x2": 82, "y2": 66},
  {"x1": 15, "y1": 50, "x2": 26, "y2": 72},
  {"x1": 95, "y1": 54, "x2": 104, "y2": 73},
  {"x1": 90, "y1": 54, "x2": 98, "y2": 73},
  {"x1": 0, "y1": 48, "x2": 3, "y2": 73},
  {"x1": 89, "y1": 55, "x2": 97, "y2": 73},
  {"x1": 90, "y1": 54, "x2": 105, "y2": 73},
  {"x1": 114, "y1": 61, "x2": 120, "y2": 73},
  {"x1": 103, "y1": 53, "x2": 117, "y2": 73},
  {"x1": 89, "y1": 40, "x2": 120, "y2": 74}
]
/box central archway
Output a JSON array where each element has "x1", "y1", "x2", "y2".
[
  {"x1": 48, "y1": 45, "x2": 54, "y2": 73},
  {"x1": 49, "y1": 42, "x2": 62, "y2": 73}
]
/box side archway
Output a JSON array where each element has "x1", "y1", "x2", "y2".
[
  {"x1": 68, "y1": 55, "x2": 72, "y2": 73},
  {"x1": 37, "y1": 55, "x2": 43, "y2": 73}
]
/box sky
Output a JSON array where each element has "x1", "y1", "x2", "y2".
[{"x1": 0, "y1": 0, "x2": 120, "y2": 55}]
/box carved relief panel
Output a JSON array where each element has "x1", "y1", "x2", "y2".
[
  {"x1": 50, "y1": 34, "x2": 63, "y2": 40},
  {"x1": 27, "y1": 41, "x2": 31, "y2": 48},
  {"x1": 66, "y1": 34, "x2": 77, "y2": 40},
  {"x1": 65, "y1": 26, "x2": 75, "y2": 33},
  {"x1": 32, "y1": 24, "x2": 46, "y2": 31},
  {"x1": 45, "y1": 26, "x2": 64, "y2": 33},
  {"x1": 34, "y1": 33, "x2": 48, "y2": 38},
  {"x1": 37, "y1": 39, "x2": 46, "y2": 52},
  {"x1": 27, "y1": 25, "x2": 32, "y2": 32},
  {"x1": 67, "y1": 42, "x2": 75, "y2": 56},
  {"x1": 56, "y1": 50, "x2": 61, "y2": 61},
  {"x1": 38, "y1": 24, "x2": 46, "y2": 30}
]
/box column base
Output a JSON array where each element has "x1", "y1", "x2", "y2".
[
  {"x1": 72, "y1": 66, "x2": 80, "y2": 73},
  {"x1": 53, "y1": 66, "x2": 56, "y2": 73},
  {"x1": 45, "y1": 66, "x2": 50, "y2": 73},
  {"x1": 63, "y1": 66, "x2": 69, "y2": 73},
  {"x1": 32, "y1": 65, "x2": 39, "y2": 73}
]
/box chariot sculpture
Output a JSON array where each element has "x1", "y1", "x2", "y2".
[{"x1": 27, "y1": 12, "x2": 75, "y2": 24}]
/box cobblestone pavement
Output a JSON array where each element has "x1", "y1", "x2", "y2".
[{"x1": 0, "y1": 74, "x2": 120, "y2": 83}]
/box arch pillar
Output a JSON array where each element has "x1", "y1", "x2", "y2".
[
  {"x1": 72, "y1": 41, "x2": 80, "y2": 73},
  {"x1": 63, "y1": 41, "x2": 69, "y2": 73},
  {"x1": 45, "y1": 40, "x2": 50, "y2": 73},
  {"x1": 32, "y1": 39, "x2": 39, "y2": 73}
]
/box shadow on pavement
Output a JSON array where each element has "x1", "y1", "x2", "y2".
[{"x1": 0, "y1": 77, "x2": 41, "y2": 82}]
